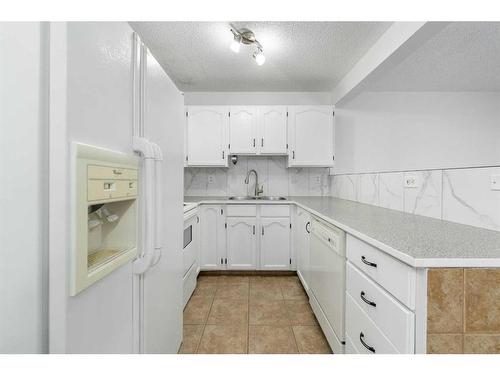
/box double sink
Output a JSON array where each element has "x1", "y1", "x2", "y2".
[{"x1": 228, "y1": 196, "x2": 287, "y2": 201}]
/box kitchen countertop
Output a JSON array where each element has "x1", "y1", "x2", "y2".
[{"x1": 184, "y1": 196, "x2": 500, "y2": 268}]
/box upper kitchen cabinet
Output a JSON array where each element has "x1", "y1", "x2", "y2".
[
  {"x1": 288, "y1": 106, "x2": 334, "y2": 167},
  {"x1": 227, "y1": 106, "x2": 287, "y2": 156},
  {"x1": 228, "y1": 106, "x2": 258, "y2": 154},
  {"x1": 258, "y1": 106, "x2": 288, "y2": 155},
  {"x1": 186, "y1": 106, "x2": 228, "y2": 167}
]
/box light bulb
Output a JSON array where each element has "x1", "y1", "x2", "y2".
[
  {"x1": 230, "y1": 37, "x2": 241, "y2": 53},
  {"x1": 253, "y1": 50, "x2": 266, "y2": 65}
]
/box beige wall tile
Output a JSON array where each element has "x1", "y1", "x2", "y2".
[
  {"x1": 427, "y1": 334, "x2": 463, "y2": 354},
  {"x1": 427, "y1": 268, "x2": 464, "y2": 333},
  {"x1": 464, "y1": 334, "x2": 500, "y2": 354},
  {"x1": 464, "y1": 269, "x2": 500, "y2": 333}
]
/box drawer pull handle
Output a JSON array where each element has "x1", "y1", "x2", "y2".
[
  {"x1": 305, "y1": 221, "x2": 311, "y2": 233},
  {"x1": 360, "y1": 291, "x2": 377, "y2": 307},
  {"x1": 361, "y1": 256, "x2": 377, "y2": 268},
  {"x1": 113, "y1": 169, "x2": 123, "y2": 175},
  {"x1": 359, "y1": 332, "x2": 376, "y2": 353}
]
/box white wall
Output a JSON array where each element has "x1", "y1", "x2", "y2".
[
  {"x1": 184, "y1": 91, "x2": 332, "y2": 105},
  {"x1": 334, "y1": 91, "x2": 500, "y2": 174},
  {"x1": 331, "y1": 91, "x2": 500, "y2": 232},
  {"x1": 0, "y1": 22, "x2": 49, "y2": 354}
]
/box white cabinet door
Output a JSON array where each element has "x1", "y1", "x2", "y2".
[
  {"x1": 186, "y1": 106, "x2": 228, "y2": 166},
  {"x1": 258, "y1": 106, "x2": 287, "y2": 154},
  {"x1": 226, "y1": 217, "x2": 257, "y2": 270},
  {"x1": 199, "y1": 205, "x2": 226, "y2": 270},
  {"x1": 229, "y1": 106, "x2": 257, "y2": 154},
  {"x1": 288, "y1": 106, "x2": 334, "y2": 167},
  {"x1": 260, "y1": 217, "x2": 291, "y2": 270},
  {"x1": 295, "y1": 207, "x2": 311, "y2": 290}
]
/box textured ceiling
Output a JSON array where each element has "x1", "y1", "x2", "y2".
[
  {"x1": 363, "y1": 22, "x2": 500, "y2": 91},
  {"x1": 130, "y1": 22, "x2": 392, "y2": 92}
]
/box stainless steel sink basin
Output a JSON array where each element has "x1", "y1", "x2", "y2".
[
  {"x1": 228, "y1": 196, "x2": 254, "y2": 200},
  {"x1": 255, "y1": 196, "x2": 287, "y2": 201},
  {"x1": 227, "y1": 196, "x2": 287, "y2": 201}
]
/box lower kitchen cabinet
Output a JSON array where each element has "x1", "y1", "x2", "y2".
[
  {"x1": 295, "y1": 207, "x2": 311, "y2": 291},
  {"x1": 199, "y1": 205, "x2": 226, "y2": 270},
  {"x1": 226, "y1": 217, "x2": 257, "y2": 270},
  {"x1": 260, "y1": 217, "x2": 291, "y2": 270}
]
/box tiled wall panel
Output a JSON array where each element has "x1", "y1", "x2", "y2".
[
  {"x1": 427, "y1": 268, "x2": 500, "y2": 354},
  {"x1": 330, "y1": 166, "x2": 500, "y2": 232}
]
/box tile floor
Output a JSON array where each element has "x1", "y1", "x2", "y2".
[{"x1": 179, "y1": 274, "x2": 332, "y2": 354}]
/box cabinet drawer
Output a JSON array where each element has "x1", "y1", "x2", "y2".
[
  {"x1": 346, "y1": 235, "x2": 416, "y2": 309},
  {"x1": 88, "y1": 165, "x2": 137, "y2": 180},
  {"x1": 346, "y1": 293, "x2": 399, "y2": 354},
  {"x1": 346, "y1": 261, "x2": 414, "y2": 353},
  {"x1": 260, "y1": 204, "x2": 290, "y2": 217},
  {"x1": 226, "y1": 204, "x2": 257, "y2": 217}
]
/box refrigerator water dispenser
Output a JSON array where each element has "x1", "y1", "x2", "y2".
[{"x1": 71, "y1": 143, "x2": 139, "y2": 296}]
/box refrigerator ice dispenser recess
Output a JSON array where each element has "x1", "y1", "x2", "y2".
[{"x1": 70, "y1": 142, "x2": 139, "y2": 296}]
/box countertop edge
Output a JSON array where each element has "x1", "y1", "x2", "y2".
[{"x1": 185, "y1": 198, "x2": 500, "y2": 269}]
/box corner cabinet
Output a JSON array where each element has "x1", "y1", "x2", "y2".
[
  {"x1": 288, "y1": 106, "x2": 334, "y2": 167},
  {"x1": 186, "y1": 106, "x2": 228, "y2": 167}
]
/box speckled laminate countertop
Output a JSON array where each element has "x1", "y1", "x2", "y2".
[{"x1": 184, "y1": 196, "x2": 500, "y2": 268}]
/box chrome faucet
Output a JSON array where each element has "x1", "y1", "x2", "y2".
[{"x1": 245, "y1": 169, "x2": 264, "y2": 197}]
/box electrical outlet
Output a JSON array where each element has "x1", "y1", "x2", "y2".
[
  {"x1": 492, "y1": 174, "x2": 500, "y2": 191},
  {"x1": 404, "y1": 173, "x2": 419, "y2": 188},
  {"x1": 207, "y1": 174, "x2": 215, "y2": 184}
]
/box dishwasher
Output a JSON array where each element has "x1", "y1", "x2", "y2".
[{"x1": 309, "y1": 216, "x2": 346, "y2": 354}]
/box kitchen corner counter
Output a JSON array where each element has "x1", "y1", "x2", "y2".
[{"x1": 184, "y1": 196, "x2": 500, "y2": 268}]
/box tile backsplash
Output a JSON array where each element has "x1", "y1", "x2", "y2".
[
  {"x1": 184, "y1": 156, "x2": 330, "y2": 197},
  {"x1": 330, "y1": 166, "x2": 500, "y2": 232}
]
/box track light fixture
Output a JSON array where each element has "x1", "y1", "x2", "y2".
[{"x1": 230, "y1": 25, "x2": 265, "y2": 65}]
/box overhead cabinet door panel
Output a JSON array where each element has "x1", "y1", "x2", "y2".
[
  {"x1": 187, "y1": 106, "x2": 228, "y2": 166},
  {"x1": 258, "y1": 106, "x2": 287, "y2": 154},
  {"x1": 229, "y1": 106, "x2": 257, "y2": 154},
  {"x1": 288, "y1": 106, "x2": 334, "y2": 167}
]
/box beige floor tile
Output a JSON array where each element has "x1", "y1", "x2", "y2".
[
  {"x1": 183, "y1": 296, "x2": 213, "y2": 324},
  {"x1": 464, "y1": 269, "x2": 500, "y2": 333},
  {"x1": 249, "y1": 325, "x2": 298, "y2": 354},
  {"x1": 281, "y1": 283, "x2": 308, "y2": 301},
  {"x1": 427, "y1": 334, "x2": 463, "y2": 354},
  {"x1": 250, "y1": 283, "x2": 283, "y2": 300},
  {"x1": 178, "y1": 325, "x2": 204, "y2": 354},
  {"x1": 197, "y1": 325, "x2": 248, "y2": 354},
  {"x1": 427, "y1": 268, "x2": 463, "y2": 334},
  {"x1": 218, "y1": 275, "x2": 250, "y2": 285},
  {"x1": 278, "y1": 275, "x2": 301, "y2": 287},
  {"x1": 215, "y1": 283, "x2": 249, "y2": 300},
  {"x1": 249, "y1": 299, "x2": 290, "y2": 326},
  {"x1": 193, "y1": 282, "x2": 217, "y2": 297},
  {"x1": 207, "y1": 298, "x2": 248, "y2": 325},
  {"x1": 292, "y1": 325, "x2": 332, "y2": 354},
  {"x1": 464, "y1": 334, "x2": 500, "y2": 354},
  {"x1": 285, "y1": 300, "x2": 318, "y2": 325},
  {"x1": 250, "y1": 276, "x2": 282, "y2": 286},
  {"x1": 197, "y1": 275, "x2": 220, "y2": 285}
]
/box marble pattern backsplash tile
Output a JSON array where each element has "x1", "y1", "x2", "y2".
[
  {"x1": 330, "y1": 166, "x2": 500, "y2": 232},
  {"x1": 185, "y1": 156, "x2": 330, "y2": 198}
]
